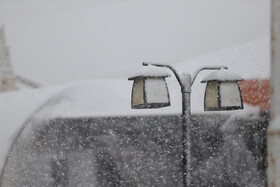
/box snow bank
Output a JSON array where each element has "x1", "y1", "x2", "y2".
[{"x1": 175, "y1": 36, "x2": 270, "y2": 79}]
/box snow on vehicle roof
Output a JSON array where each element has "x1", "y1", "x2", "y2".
[{"x1": 174, "y1": 36, "x2": 270, "y2": 80}]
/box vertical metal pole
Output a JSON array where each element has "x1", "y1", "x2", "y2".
[
  {"x1": 141, "y1": 63, "x2": 225, "y2": 186},
  {"x1": 268, "y1": 1, "x2": 280, "y2": 186},
  {"x1": 181, "y1": 73, "x2": 192, "y2": 187},
  {"x1": 142, "y1": 63, "x2": 193, "y2": 187}
]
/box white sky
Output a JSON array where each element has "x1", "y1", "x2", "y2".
[{"x1": 0, "y1": 0, "x2": 270, "y2": 85}]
